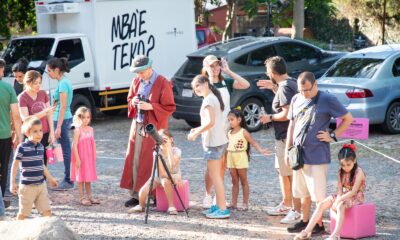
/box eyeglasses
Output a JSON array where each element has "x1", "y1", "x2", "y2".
[{"x1": 299, "y1": 83, "x2": 315, "y2": 93}]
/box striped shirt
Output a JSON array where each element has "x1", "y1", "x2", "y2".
[{"x1": 15, "y1": 140, "x2": 45, "y2": 185}]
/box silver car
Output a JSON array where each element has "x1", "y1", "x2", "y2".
[{"x1": 318, "y1": 44, "x2": 400, "y2": 134}]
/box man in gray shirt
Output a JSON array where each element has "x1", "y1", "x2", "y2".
[
  {"x1": 285, "y1": 72, "x2": 352, "y2": 234},
  {"x1": 258, "y1": 56, "x2": 301, "y2": 224}
]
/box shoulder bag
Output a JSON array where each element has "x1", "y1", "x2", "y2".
[{"x1": 288, "y1": 91, "x2": 320, "y2": 170}]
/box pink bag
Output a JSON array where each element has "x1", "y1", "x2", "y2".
[
  {"x1": 53, "y1": 143, "x2": 64, "y2": 162},
  {"x1": 46, "y1": 146, "x2": 55, "y2": 164}
]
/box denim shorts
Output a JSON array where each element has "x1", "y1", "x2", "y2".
[{"x1": 203, "y1": 144, "x2": 227, "y2": 161}]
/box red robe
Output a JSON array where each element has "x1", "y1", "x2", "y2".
[{"x1": 120, "y1": 75, "x2": 176, "y2": 192}]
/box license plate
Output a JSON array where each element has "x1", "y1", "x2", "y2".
[{"x1": 182, "y1": 89, "x2": 193, "y2": 97}]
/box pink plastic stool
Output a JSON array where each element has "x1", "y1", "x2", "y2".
[
  {"x1": 156, "y1": 180, "x2": 189, "y2": 212},
  {"x1": 330, "y1": 202, "x2": 376, "y2": 239}
]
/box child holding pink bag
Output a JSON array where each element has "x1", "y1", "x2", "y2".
[{"x1": 71, "y1": 106, "x2": 99, "y2": 206}]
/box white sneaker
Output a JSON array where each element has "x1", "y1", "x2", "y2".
[
  {"x1": 267, "y1": 202, "x2": 291, "y2": 216},
  {"x1": 280, "y1": 209, "x2": 301, "y2": 224},
  {"x1": 202, "y1": 194, "x2": 213, "y2": 209},
  {"x1": 127, "y1": 205, "x2": 144, "y2": 213}
]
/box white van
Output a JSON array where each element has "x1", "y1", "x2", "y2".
[{"x1": 2, "y1": 0, "x2": 196, "y2": 114}]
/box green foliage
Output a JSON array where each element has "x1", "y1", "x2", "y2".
[
  {"x1": 305, "y1": 0, "x2": 353, "y2": 43},
  {"x1": 0, "y1": 0, "x2": 36, "y2": 39}
]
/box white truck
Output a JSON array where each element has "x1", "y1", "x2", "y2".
[{"x1": 2, "y1": 0, "x2": 196, "y2": 114}]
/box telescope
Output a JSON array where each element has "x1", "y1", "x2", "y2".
[{"x1": 145, "y1": 124, "x2": 164, "y2": 145}]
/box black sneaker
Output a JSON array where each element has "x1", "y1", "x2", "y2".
[
  {"x1": 3, "y1": 200, "x2": 10, "y2": 209},
  {"x1": 125, "y1": 198, "x2": 139, "y2": 207},
  {"x1": 287, "y1": 220, "x2": 309, "y2": 233},
  {"x1": 312, "y1": 223, "x2": 325, "y2": 235}
]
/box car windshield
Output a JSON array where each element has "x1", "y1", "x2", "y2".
[
  {"x1": 2, "y1": 38, "x2": 54, "y2": 64},
  {"x1": 325, "y1": 58, "x2": 384, "y2": 79}
]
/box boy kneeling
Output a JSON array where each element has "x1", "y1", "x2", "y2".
[{"x1": 10, "y1": 117, "x2": 58, "y2": 220}]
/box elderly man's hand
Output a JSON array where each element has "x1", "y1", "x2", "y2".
[{"x1": 138, "y1": 101, "x2": 153, "y2": 111}]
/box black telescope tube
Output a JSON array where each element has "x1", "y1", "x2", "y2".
[{"x1": 145, "y1": 124, "x2": 164, "y2": 145}]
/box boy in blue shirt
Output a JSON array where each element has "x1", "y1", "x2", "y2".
[{"x1": 10, "y1": 117, "x2": 58, "y2": 220}]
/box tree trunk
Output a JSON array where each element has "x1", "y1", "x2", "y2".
[
  {"x1": 222, "y1": 0, "x2": 239, "y2": 40},
  {"x1": 291, "y1": 0, "x2": 304, "y2": 39},
  {"x1": 382, "y1": 0, "x2": 387, "y2": 45}
]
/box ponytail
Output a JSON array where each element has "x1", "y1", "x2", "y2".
[
  {"x1": 192, "y1": 74, "x2": 224, "y2": 111},
  {"x1": 47, "y1": 57, "x2": 70, "y2": 73},
  {"x1": 209, "y1": 84, "x2": 225, "y2": 111}
]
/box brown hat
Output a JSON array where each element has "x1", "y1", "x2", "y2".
[{"x1": 203, "y1": 55, "x2": 220, "y2": 67}]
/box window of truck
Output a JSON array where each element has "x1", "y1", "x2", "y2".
[
  {"x1": 54, "y1": 39, "x2": 85, "y2": 68},
  {"x1": 2, "y1": 38, "x2": 54, "y2": 75}
]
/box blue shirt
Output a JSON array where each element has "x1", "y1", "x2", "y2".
[
  {"x1": 15, "y1": 140, "x2": 45, "y2": 185},
  {"x1": 53, "y1": 76, "x2": 73, "y2": 120},
  {"x1": 288, "y1": 91, "x2": 348, "y2": 165},
  {"x1": 136, "y1": 71, "x2": 158, "y2": 122}
]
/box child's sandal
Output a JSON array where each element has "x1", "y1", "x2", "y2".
[
  {"x1": 294, "y1": 230, "x2": 311, "y2": 240},
  {"x1": 238, "y1": 203, "x2": 248, "y2": 211},
  {"x1": 89, "y1": 197, "x2": 100, "y2": 204},
  {"x1": 167, "y1": 207, "x2": 178, "y2": 215},
  {"x1": 80, "y1": 197, "x2": 92, "y2": 206}
]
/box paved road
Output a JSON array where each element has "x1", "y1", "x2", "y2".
[{"x1": 4, "y1": 113, "x2": 400, "y2": 239}]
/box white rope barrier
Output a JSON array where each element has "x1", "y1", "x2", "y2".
[{"x1": 331, "y1": 139, "x2": 400, "y2": 164}]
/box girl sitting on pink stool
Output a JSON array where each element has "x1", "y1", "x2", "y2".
[
  {"x1": 294, "y1": 143, "x2": 366, "y2": 240},
  {"x1": 128, "y1": 129, "x2": 182, "y2": 215}
]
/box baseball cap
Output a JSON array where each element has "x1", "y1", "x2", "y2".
[{"x1": 203, "y1": 55, "x2": 220, "y2": 67}]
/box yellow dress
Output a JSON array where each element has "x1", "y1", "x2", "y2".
[{"x1": 227, "y1": 128, "x2": 249, "y2": 169}]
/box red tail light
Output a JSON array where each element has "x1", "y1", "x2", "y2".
[{"x1": 346, "y1": 88, "x2": 373, "y2": 98}]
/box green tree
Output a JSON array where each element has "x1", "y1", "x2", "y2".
[{"x1": 0, "y1": 0, "x2": 36, "y2": 39}]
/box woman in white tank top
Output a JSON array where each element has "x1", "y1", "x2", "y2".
[{"x1": 201, "y1": 55, "x2": 250, "y2": 208}]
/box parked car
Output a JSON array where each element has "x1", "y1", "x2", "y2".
[
  {"x1": 196, "y1": 25, "x2": 218, "y2": 48},
  {"x1": 172, "y1": 36, "x2": 346, "y2": 131},
  {"x1": 318, "y1": 44, "x2": 400, "y2": 134}
]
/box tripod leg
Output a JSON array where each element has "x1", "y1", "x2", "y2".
[
  {"x1": 144, "y1": 153, "x2": 158, "y2": 224},
  {"x1": 158, "y1": 154, "x2": 189, "y2": 217}
]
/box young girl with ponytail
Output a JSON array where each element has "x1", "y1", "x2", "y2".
[
  {"x1": 294, "y1": 143, "x2": 366, "y2": 240},
  {"x1": 187, "y1": 75, "x2": 230, "y2": 219}
]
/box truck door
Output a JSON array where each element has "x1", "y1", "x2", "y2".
[{"x1": 54, "y1": 38, "x2": 93, "y2": 88}]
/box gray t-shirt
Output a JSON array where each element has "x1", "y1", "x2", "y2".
[
  {"x1": 288, "y1": 91, "x2": 348, "y2": 165},
  {"x1": 272, "y1": 77, "x2": 297, "y2": 140}
]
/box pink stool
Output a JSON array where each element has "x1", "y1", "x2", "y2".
[
  {"x1": 330, "y1": 202, "x2": 376, "y2": 239},
  {"x1": 156, "y1": 180, "x2": 189, "y2": 212}
]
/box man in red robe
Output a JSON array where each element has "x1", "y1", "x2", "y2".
[{"x1": 120, "y1": 55, "x2": 176, "y2": 207}]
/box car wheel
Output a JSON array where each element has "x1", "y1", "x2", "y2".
[
  {"x1": 382, "y1": 102, "x2": 400, "y2": 134},
  {"x1": 71, "y1": 94, "x2": 93, "y2": 116},
  {"x1": 185, "y1": 120, "x2": 200, "y2": 128},
  {"x1": 241, "y1": 98, "x2": 264, "y2": 132}
]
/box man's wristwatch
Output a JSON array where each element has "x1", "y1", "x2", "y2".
[
  {"x1": 329, "y1": 131, "x2": 338, "y2": 142},
  {"x1": 269, "y1": 114, "x2": 273, "y2": 122}
]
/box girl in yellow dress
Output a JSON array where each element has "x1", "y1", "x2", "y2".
[{"x1": 227, "y1": 107, "x2": 271, "y2": 210}]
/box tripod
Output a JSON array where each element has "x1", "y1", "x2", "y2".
[{"x1": 144, "y1": 144, "x2": 189, "y2": 223}]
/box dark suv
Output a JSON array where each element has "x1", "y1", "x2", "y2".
[{"x1": 172, "y1": 36, "x2": 346, "y2": 131}]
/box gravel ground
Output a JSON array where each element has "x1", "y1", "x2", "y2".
[{"x1": 4, "y1": 114, "x2": 400, "y2": 240}]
